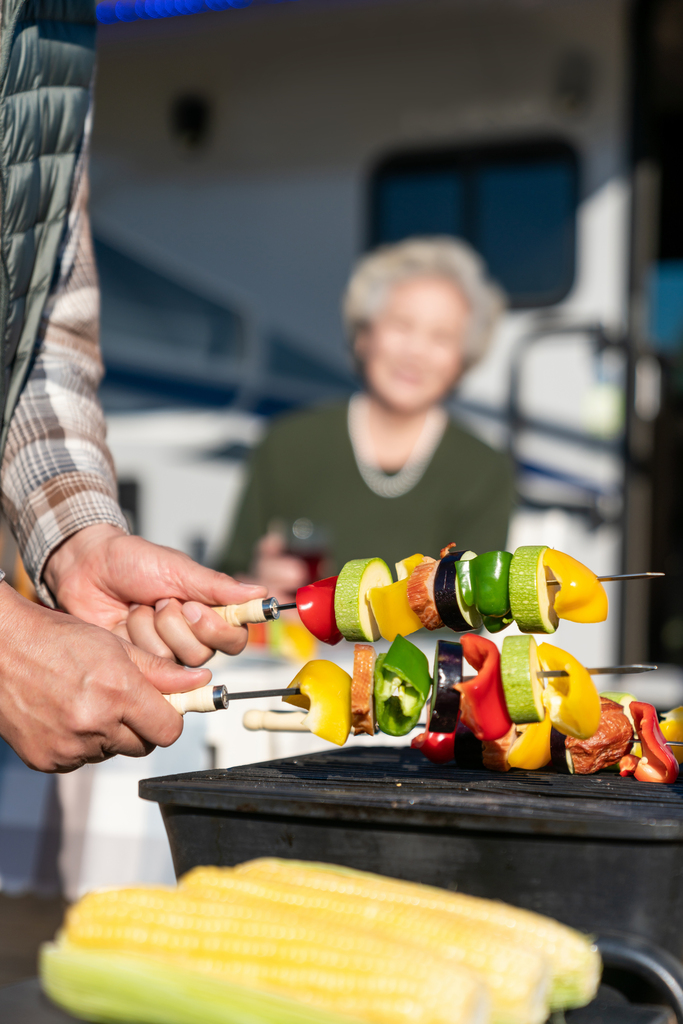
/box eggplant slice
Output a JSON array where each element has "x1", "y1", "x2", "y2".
[
  {"x1": 433, "y1": 552, "x2": 472, "y2": 631},
  {"x1": 429, "y1": 640, "x2": 463, "y2": 733}
]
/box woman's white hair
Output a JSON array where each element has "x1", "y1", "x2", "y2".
[{"x1": 343, "y1": 236, "x2": 506, "y2": 372}]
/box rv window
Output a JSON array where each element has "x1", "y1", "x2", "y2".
[
  {"x1": 376, "y1": 172, "x2": 464, "y2": 243},
  {"x1": 370, "y1": 141, "x2": 578, "y2": 308}
]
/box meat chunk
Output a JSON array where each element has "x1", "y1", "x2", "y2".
[
  {"x1": 352, "y1": 643, "x2": 377, "y2": 736},
  {"x1": 566, "y1": 697, "x2": 633, "y2": 774},
  {"x1": 407, "y1": 556, "x2": 444, "y2": 630},
  {"x1": 482, "y1": 724, "x2": 517, "y2": 772}
]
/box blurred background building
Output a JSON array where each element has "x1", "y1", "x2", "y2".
[{"x1": 3, "y1": 0, "x2": 683, "y2": 903}]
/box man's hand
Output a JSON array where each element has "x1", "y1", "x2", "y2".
[
  {"x1": 0, "y1": 583, "x2": 211, "y2": 772},
  {"x1": 43, "y1": 525, "x2": 267, "y2": 666}
]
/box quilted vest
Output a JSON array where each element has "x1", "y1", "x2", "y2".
[{"x1": 0, "y1": 0, "x2": 96, "y2": 454}]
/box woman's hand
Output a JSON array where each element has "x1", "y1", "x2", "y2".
[
  {"x1": 0, "y1": 584, "x2": 212, "y2": 772},
  {"x1": 43, "y1": 524, "x2": 267, "y2": 665},
  {"x1": 252, "y1": 532, "x2": 310, "y2": 603}
]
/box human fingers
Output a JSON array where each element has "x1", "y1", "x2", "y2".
[
  {"x1": 180, "y1": 601, "x2": 254, "y2": 657},
  {"x1": 110, "y1": 619, "x2": 131, "y2": 642},
  {"x1": 114, "y1": 641, "x2": 212, "y2": 750},
  {"x1": 131, "y1": 540, "x2": 267, "y2": 608},
  {"x1": 66, "y1": 646, "x2": 210, "y2": 765},
  {"x1": 122, "y1": 636, "x2": 211, "y2": 693},
  {"x1": 21, "y1": 642, "x2": 200, "y2": 770},
  {"x1": 127, "y1": 604, "x2": 176, "y2": 660},
  {"x1": 153, "y1": 598, "x2": 215, "y2": 666},
  {"x1": 168, "y1": 562, "x2": 267, "y2": 608}
]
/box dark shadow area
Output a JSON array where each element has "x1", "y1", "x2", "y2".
[{"x1": 0, "y1": 895, "x2": 67, "y2": 989}]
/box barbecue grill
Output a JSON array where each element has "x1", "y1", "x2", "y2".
[{"x1": 141, "y1": 746, "x2": 683, "y2": 1022}]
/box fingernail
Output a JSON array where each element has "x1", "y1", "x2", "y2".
[
  {"x1": 155, "y1": 599, "x2": 170, "y2": 612},
  {"x1": 182, "y1": 602, "x2": 202, "y2": 624},
  {"x1": 129, "y1": 603, "x2": 140, "y2": 612}
]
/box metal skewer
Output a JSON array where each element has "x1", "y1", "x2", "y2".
[
  {"x1": 546, "y1": 572, "x2": 664, "y2": 588},
  {"x1": 227, "y1": 686, "x2": 302, "y2": 701},
  {"x1": 597, "y1": 572, "x2": 664, "y2": 582},
  {"x1": 537, "y1": 664, "x2": 658, "y2": 679},
  {"x1": 213, "y1": 570, "x2": 665, "y2": 627}
]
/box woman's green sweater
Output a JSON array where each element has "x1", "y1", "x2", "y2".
[{"x1": 220, "y1": 402, "x2": 515, "y2": 577}]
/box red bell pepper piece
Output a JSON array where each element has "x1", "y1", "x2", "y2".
[
  {"x1": 295, "y1": 576, "x2": 342, "y2": 646},
  {"x1": 411, "y1": 728, "x2": 455, "y2": 763},
  {"x1": 620, "y1": 702, "x2": 679, "y2": 784},
  {"x1": 456, "y1": 633, "x2": 512, "y2": 742},
  {"x1": 619, "y1": 753, "x2": 640, "y2": 777}
]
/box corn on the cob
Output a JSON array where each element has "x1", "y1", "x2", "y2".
[
  {"x1": 181, "y1": 866, "x2": 549, "y2": 1024},
  {"x1": 51, "y1": 886, "x2": 486, "y2": 1024},
  {"x1": 222, "y1": 859, "x2": 601, "y2": 1011},
  {"x1": 41, "y1": 943, "x2": 360, "y2": 1024}
]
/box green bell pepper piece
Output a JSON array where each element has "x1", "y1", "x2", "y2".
[
  {"x1": 374, "y1": 635, "x2": 431, "y2": 736},
  {"x1": 472, "y1": 551, "x2": 513, "y2": 619},
  {"x1": 481, "y1": 612, "x2": 514, "y2": 634}
]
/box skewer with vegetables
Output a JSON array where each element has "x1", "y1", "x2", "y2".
[
  {"x1": 209, "y1": 542, "x2": 662, "y2": 641},
  {"x1": 167, "y1": 631, "x2": 680, "y2": 783},
  {"x1": 171, "y1": 537, "x2": 671, "y2": 783}
]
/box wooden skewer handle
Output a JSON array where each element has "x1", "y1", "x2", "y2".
[
  {"x1": 243, "y1": 710, "x2": 310, "y2": 732},
  {"x1": 212, "y1": 598, "x2": 276, "y2": 627},
  {"x1": 164, "y1": 684, "x2": 225, "y2": 716}
]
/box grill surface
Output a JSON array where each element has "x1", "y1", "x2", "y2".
[{"x1": 140, "y1": 746, "x2": 683, "y2": 841}]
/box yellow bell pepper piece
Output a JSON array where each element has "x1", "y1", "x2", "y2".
[
  {"x1": 283, "y1": 660, "x2": 352, "y2": 746},
  {"x1": 660, "y1": 706, "x2": 683, "y2": 765},
  {"x1": 507, "y1": 715, "x2": 552, "y2": 770},
  {"x1": 369, "y1": 579, "x2": 423, "y2": 642},
  {"x1": 537, "y1": 643, "x2": 601, "y2": 740},
  {"x1": 543, "y1": 549, "x2": 608, "y2": 624},
  {"x1": 395, "y1": 552, "x2": 424, "y2": 581}
]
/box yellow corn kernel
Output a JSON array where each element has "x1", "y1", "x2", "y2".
[
  {"x1": 220, "y1": 859, "x2": 599, "y2": 1013},
  {"x1": 181, "y1": 867, "x2": 550, "y2": 1024},
  {"x1": 62, "y1": 886, "x2": 486, "y2": 1024}
]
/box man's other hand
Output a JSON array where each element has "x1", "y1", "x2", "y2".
[
  {"x1": 43, "y1": 525, "x2": 267, "y2": 665},
  {"x1": 0, "y1": 584, "x2": 211, "y2": 772}
]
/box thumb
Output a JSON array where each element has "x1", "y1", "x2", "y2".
[
  {"x1": 157, "y1": 549, "x2": 267, "y2": 606},
  {"x1": 123, "y1": 641, "x2": 212, "y2": 694}
]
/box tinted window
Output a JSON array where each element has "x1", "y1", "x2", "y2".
[
  {"x1": 370, "y1": 141, "x2": 578, "y2": 308},
  {"x1": 376, "y1": 172, "x2": 464, "y2": 243}
]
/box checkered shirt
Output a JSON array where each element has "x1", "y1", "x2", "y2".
[{"x1": 0, "y1": 97, "x2": 128, "y2": 605}]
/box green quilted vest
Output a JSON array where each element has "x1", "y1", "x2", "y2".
[{"x1": 0, "y1": 0, "x2": 96, "y2": 453}]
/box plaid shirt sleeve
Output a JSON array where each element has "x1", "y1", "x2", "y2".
[{"x1": 0, "y1": 101, "x2": 128, "y2": 605}]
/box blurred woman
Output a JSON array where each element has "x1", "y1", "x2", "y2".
[{"x1": 220, "y1": 237, "x2": 514, "y2": 598}]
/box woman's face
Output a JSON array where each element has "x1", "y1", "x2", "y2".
[{"x1": 355, "y1": 276, "x2": 470, "y2": 415}]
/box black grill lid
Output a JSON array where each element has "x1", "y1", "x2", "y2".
[{"x1": 140, "y1": 747, "x2": 683, "y2": 842}]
